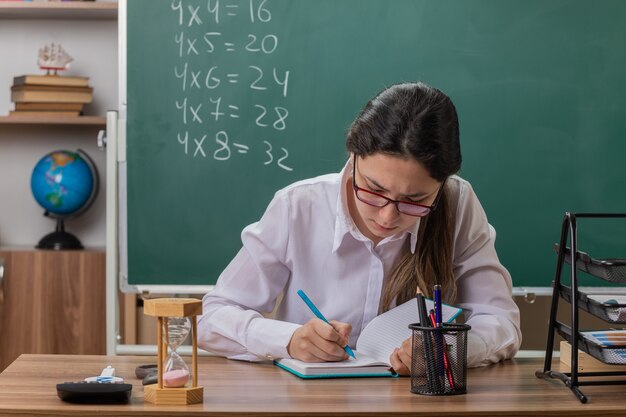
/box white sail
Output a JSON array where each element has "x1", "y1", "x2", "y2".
[{"x1": 38, "y1": 43, "x2": 74, "y2": 71}]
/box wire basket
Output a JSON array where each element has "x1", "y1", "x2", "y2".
[
  {"x1": 559, "y1": 285, "x2": 626, "y2": 323},
  {"x1": 408, "y1": 323, "x2": 470, "y2": 395},
  {"x1": 554, "y1": 244, "x2": 626, "y2": 283},
  {"x1": 556, "y1": 326, "x2": 626, "y2": 365}
]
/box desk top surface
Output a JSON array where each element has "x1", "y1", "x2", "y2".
[{"x1": 0, "y1": 354, "x2": 625, "y2": 416}]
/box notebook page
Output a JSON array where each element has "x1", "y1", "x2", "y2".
[
  {"x1": 355, "y1": 299, "x2": 419, "y2": 363},
  {"x1": 355, "y1": 298, "x2": 462, "y2": 363}
]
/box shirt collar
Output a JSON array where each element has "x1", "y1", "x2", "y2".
[{"x1": 332, "y1": 159, "x2": 420, "y2": 254}]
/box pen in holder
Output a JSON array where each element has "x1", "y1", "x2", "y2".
[{"x1": 408, "y1": 322, "x2": 471, "y2": 396}]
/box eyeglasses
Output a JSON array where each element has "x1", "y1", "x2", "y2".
[{"x1": 351, "y1": 157, "x2": 445, "y2": 217}]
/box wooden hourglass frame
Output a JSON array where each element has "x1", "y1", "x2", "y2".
[{"x1": 143, "y1": 298, "x2": 203, "y2": 405}]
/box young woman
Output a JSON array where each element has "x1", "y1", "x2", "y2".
[{"x1": 198, "y1": 82, "x2": 521, "y2": 374}]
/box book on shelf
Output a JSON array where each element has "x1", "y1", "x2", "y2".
[
  {"x1": 9, "y1": 110, "x2": 81, "y2": 117},
  {"x1": 11, "y1": 85, "x2": 92, "y2": 93},
  {"x1": 11, "y1": 85, "x2": 93, "y2": 104},
  {"x1": 274, "y1": 297, "x2": 462, "y2": 379},
  {"x1": 560, "y1": 341, "x2": 626, "y2": 372},
  {"x1": 13, "y1": 74, "x2": 90, "y2": 88},
  {"x1": 14, "y1": 102, "x2": 84, "y2": 112}
]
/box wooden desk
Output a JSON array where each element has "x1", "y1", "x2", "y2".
[{"x1": 0, "y1": 354, "x2": 625, "y2": 416}]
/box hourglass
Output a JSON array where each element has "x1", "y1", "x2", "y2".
[
  {"x1": 143, "y1": 298, "x2": 204, "y2": 405},
  {"x1": 162, "y1": 316, "x2": 191, "y2": 388}
]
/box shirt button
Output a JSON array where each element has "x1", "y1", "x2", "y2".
[{"x1": 266, "y1": 354, "x2": 274, "y2": 360}]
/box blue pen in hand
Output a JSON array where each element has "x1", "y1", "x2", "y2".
[{"x1": 296, "y1": 289, "x2": 356, "y2": 359}]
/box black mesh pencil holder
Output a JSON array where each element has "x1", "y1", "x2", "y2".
[{"x1": 408, "y1": 323, "x2": 471, "y2": 396}]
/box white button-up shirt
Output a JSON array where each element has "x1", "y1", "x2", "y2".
[{"x1": 198, "y1": 163, "x2": 521, "y2": 367}]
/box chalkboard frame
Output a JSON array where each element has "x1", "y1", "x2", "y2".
[{"x1": 115, "y1": 0, "x2": 626, "y2": 295}]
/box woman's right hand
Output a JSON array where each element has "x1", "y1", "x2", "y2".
[{"x1": 287, "y1": 318, "x2": 352, "y2": 362}]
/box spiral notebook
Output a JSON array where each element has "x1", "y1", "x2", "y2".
[{"x1": 274, "y1": 297, "x2": 462, "y2": 379}]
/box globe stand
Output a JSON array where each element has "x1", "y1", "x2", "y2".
[{"x1": 36, "y1": 217, "x2": 83, "y2": 250}]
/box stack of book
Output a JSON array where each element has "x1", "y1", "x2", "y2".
[{"x1": 10, "y1": 74, "x2": 93, "y2": 117}]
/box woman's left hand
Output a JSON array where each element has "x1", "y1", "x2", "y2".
[{"x1": 389, "y1": 336, "x2": 413, "y2": 376}]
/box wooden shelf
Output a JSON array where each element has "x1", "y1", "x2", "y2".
[
  {"x1": 0, "y1": 249, "x2": 106, "y2": 371},
  {"x1": 0, "y1": 115, "x2": 105, "y2": 126},
  {"x1": 0, "y1": 2, "x2": 117, "y2": 20}
]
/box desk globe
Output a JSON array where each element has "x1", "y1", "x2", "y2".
[{"x1": 30, "y1": 149, "x2": 98, "y2": 250}]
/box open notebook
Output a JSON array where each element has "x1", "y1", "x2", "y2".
[{"x1": 274, "y1": 297, "x2": 462, "y2": 379}]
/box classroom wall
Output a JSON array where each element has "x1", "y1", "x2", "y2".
[
  {"x1": 2, "y1": 4, "x2": 597, "y2": 354},
  {"x1": 0, "y1": 12, "x2": 117, "y2": 248}
]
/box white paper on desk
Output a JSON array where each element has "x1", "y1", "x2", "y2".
[{"x1": 355, "y1": 297, "x2": 462, "y2": 363}]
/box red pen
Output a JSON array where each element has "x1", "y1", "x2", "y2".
[{"x1": 429, "y1": 310, "x2": 455, "y2": 390}]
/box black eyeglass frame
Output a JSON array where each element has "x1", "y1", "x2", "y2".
[{"x1": 351, "y1": 157, "x2": 446, "y2": 217}]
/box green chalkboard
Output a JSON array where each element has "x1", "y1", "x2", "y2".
[{"x1": 122, "y1": 0, "x2": 626, "y2": 290}]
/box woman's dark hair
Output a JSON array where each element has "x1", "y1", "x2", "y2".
[
  {"x1": 346, "y1": 82, "x2": 461, "y2": 180},
  {"x1": 346, "y1": 82, "x2": 462, "y2": 309}
]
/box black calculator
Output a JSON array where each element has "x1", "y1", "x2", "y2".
[{"x1": 56, "y1": 381, "x2": 132, "y2": 404}]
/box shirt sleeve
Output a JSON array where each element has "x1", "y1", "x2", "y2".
[
  {"x1": 451, "y1": 181, "x2": 522, "y2": 368},
  {"x1": 197, "y1": 190, "x2": 301, "y2": 362}
]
